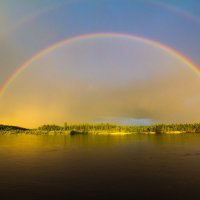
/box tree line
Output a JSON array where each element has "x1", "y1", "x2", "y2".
[
  {"x1": 37, "y1": 123, "x2": 200, "y2": 133},
  {"x1": 1, "y1": 123, "x2": 200, "y2": 134}
]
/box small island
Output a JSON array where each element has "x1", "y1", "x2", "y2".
[{"x1": 1, "y1": 123, "x2": 200, "y2": 135}]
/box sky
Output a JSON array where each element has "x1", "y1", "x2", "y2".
[{"x1": 0, "y1": 0, "x2": 200, "y2": 128}]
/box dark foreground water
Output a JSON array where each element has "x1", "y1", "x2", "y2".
[{"x1": 0, "y1": 134, "x2": 200, "y2": 200}]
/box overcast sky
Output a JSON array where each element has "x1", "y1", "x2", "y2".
[{"x1": 1, "y1": 0, "x2": 200, "y2": 128}]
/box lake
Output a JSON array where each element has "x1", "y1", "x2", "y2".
[{"x1": 0, "y1": 134, "x2": 200, "y2": 200}]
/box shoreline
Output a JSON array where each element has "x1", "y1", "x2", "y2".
[
  {"x1": 1, "y1": 123, "x2": 200, "y2": 135},
  {"x1": 0, "y1": 130, "x2": 198, "y2": 135}
]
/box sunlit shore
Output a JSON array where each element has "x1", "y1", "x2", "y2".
[
  {"x1": 0, "y1": 131, "x2": 185, "y2": 135},
  {"x1": 0, "y1": 131, "x2": 198, "y2": 135},
  {"x1": 1, "y1": 123, "x2": 200, "y2": 135}
]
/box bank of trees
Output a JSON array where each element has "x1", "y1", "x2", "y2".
[
  {"x1": 37, "y1": 123, "x2": 200, "y2": 133},
  {"x1": 38, "y1": 124, "x2": 63, "y2": 131},
  {"x1": 0, "y1": 124, "x2": 28, "y2": 131},
  {"x1": 1, "y1": 123, "x2": 200, "y2": 134}
]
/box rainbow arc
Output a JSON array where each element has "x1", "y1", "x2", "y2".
[{"x1": 0, "y1": 32, "x2": 199, "y2": 97}]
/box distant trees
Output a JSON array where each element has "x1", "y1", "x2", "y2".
[
  {"x1": 38, "y1": 124, "x2": 63, "y2": 131},
  {"x1": 61, "y1": 122, "x2": 200, "y2": 133},
  {"x1": 1, "y1": 123, "x2": 200, "y2": 134},
  {"x1": 0, "y1": 124, "x2": 28, "y2": 131}
]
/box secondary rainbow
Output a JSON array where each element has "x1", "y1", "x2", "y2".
[
  {"x1": 1, "y1": 32, "x2": 200, "y2": 97},
  {"x1": 5, "y1": 0, "x2": 200, "y2": 36}
]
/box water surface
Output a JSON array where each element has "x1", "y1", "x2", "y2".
[{"x1": 0, "y1": 134, "x2": 200, "y2": 200}]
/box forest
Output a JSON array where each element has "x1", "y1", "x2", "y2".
[{"x1": 1, "y1": 123, "x2": 200, "y2": 135}]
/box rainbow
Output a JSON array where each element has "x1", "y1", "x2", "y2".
[
  {"x1": 0, "y1": 32, "x2": 200, "y2": 97},
  {"x1": 6, "y1": 1, "x2": 70, "y2": 35},
  {"x1": 6, "y1": 0, "x2": 200, "y2": 36},
  {"x1": 151, "y1": 1, "x2": 200, "y2": 24},
  {"x1": 150, "y1": 0, "x2": 200, "y2": 25}
]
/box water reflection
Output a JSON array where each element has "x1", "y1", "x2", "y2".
[{"x1": 0, "y1": 134, "x2": 200, "y2": 199}]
